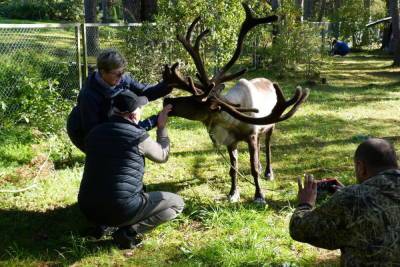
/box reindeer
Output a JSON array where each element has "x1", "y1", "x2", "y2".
[{"x1": 162, "y1": 3, "x2": 309, "y2": 204}]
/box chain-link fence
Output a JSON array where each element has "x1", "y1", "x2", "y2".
[
  {"x1": 0, "y1": 23, "x2": 81, "y2": 125},
  {"x1": 0, "y1": 22, "x2": 267, "y2": 123},
  {"x1": 83, "y1": 23, "x2": 175, "y2": 84},
  {"x1": 82, "y1": 23, "x2": 265, "y2": 84},
  {"x1": 0, "y1": 22, "x2": 331, "y2": 128}
]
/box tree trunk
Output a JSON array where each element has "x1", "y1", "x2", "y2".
[
  {"x1": 364, "y1": 0, "x2": 371, "y2": 19},
  {"x1": 389, "y1": 0, "x2": 399, "y2": 52},
  {"x1": 101, "y1": 0, "x2": 109, "y2": 22},
  {"x1": 382, "y1": 0, "x2": 391, "y2": 50},
  {"x1": 270, "y1": 0, "x2": 281, "y2": 66},
  {"x1": 141, "y1": 0, "x2": 157, "y2": 22},
  {"x1": 361, "y1": 0, "x2": 371, "y2": 45},
  {"x1": 395, "y1": 32, "x2": 400, "y2": 66},
  {"x1": 270, "y1": 0, "x2": 280, "y2": 38},
  {"x1": 122, "y1": 0, "x2": 141, "y2": 22},
  {"x1": 335, "y1": 0, "x2": 341, "y2": 9},
  {"x1": 84, "y1": 0, "x2": 97, "y2": 23},
  {"x1": 304, "y1": 0, "x2": 313, "y2": 21},
  {"x1": 84, "y1": 0, "x2": 100, "y2": 56},
  {"x1": 317, "y1": 0, "x2": 326, "y2": 22},
  {"x1": 270, "y1": 0, "x2": 280, "y2": 10},
  {"x1": 390, "y1": 0, "x2": 400, "y2": 64},
  {"x1": 332, "y1": 0, "x2": 342, "y2": 39},
  {"x1": 295, "y1": 0, "x2": 304, "y2": 21}
]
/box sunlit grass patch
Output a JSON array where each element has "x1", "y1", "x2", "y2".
[{"x1": 2, "y1": 52, "x2": 400, "y2": 266}]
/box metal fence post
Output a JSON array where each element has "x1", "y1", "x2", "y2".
[
  {"x1": 75, "y1": 25, "x2": 82, "y2": 89},
  {"x1": 81, "y1": 23, "x2": 88, "y2": 79}
]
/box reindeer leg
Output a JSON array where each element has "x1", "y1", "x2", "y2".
[
  {"x1": 248, "y1": 134, "x2": 266, "y2": 204},
  {"x1": 264, "y1": 126, "x2": 274, "y2": 181},
  {"x1": 257, "y1": 135, "x2": 262, "y2": 173},
  {"x1": 227, "y1": 144, "x2": 240, "y2": 203}
]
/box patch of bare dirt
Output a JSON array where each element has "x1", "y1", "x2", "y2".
[{"x1": 1, "y1": 151, "x2": 55, "y2": 186}]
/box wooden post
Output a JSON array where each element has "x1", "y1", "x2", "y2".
[
  {"x1": 81, "y1": 23, "x2": 88, "y2": 79},
  {"x1": 75, "y1": 25, "x2": 83, "y2": 89}
]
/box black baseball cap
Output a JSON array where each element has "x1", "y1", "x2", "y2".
[{"x1": 112, "y1": 90, "x2": 148, "y2": 113}]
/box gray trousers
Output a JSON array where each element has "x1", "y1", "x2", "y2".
[{"x1": 120, "y1": 191, "x2": 184, "y2": 234}]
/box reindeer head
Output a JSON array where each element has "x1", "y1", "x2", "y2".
[{"x1": 163, "y1": 3, "x2": 309, "y2": 125}]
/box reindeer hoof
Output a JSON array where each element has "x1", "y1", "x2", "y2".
[
  {"x1": 253, "y1": 197, "x2": 266, "y2": 205},
  {"x1": 228, "y1": 191, "x2": 240, "y2": 203},
  {"x1": 264, "y1": 171, "x2": 274, "y2": 181}
]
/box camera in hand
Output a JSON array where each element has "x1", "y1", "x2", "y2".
[{"x1": 317, "y1": 178, "x2": 341, "y2": 194}]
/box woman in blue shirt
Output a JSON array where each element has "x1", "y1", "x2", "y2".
[{"x1": 67, "y1": 49, "x2": 172, "y2": 152}]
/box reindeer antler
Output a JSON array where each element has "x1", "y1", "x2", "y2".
[
  {"x1": 210, "y1": 4, "x2": 278, "y2": 89},
  {"x1": 164, "y1": 3, "x2": 277, "y2": 95},
  {"x1": 214, "y1": 85, "x2": 310, "y2": 125},
  {"x1": 162, "y1": 63, "x2": 204, "y2": 95},
  {"x1": 177, "y1": 16, "x2": 211, "y2": 90},
  {"x1": 163, "y1": 2, "x2": 309, "y2": 126}
]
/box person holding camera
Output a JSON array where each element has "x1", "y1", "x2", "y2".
[
  {"x1": 290, "y1": 138, "x2": 400, "y2": 266},
  {"x1": 78, "y1": 90, "x2": 184, "y2": 249}
]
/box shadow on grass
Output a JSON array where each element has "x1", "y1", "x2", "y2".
[
  {"x1": 313, "y1": 256, "x2": 341, "y2": 267},
  {"x1": 307, "y1": 83, "x2": 400, "y2": 111},
  {"x1": 147, "y1": 176, "x2": 209, "y2": 193},
  {"x1": 0, "y1": 203, "x2": 108, "y2": 265},
  {"x1": 0, "y1": 154, "x2": 34, "y2": 167},
  {"x1": 276, "y1": 115, "x2": 400, "y2": 147},
  {"x1": 53, "y1": 153, "x2": 85, "y2": 170},
  {"x1": 148, "y1": 149, "x2": 219, "y2": 194}
]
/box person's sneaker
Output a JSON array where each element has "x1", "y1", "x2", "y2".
[
  {"x1": 86, "y1": 225, "x2": 118, "y2": 239},
  {"x1": 112, "y1": 227, "x2": 143, "y2": 249}
]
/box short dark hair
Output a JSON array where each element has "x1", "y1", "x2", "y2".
[
  {"x1": 97, "y1": 49, "x2": 127, "y2": 72},
  {"x1": 354, "y1": 138, "x2": 398, "y2": 169}
]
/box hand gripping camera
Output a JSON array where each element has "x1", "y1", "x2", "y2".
[{"x1": 316, "y1": 178, "x2": 341, "y2": 194}]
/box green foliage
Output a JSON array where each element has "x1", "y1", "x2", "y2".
[
  {"x1": 119, "y1": 1, "x2": 274, "y2": 83},
  {"x1": 11, "y1": 77, "x2": 72, "y2": 133},
  {"x1": 370, "y1": 0, "x2": 387, "y2": 21},
  {"x1": 335, "y1": 0, "x2": 369, "y2": 47},
  {"x1": 0, "y1": 0, "x2": 83, "y2": 22},
  {"x1": 270, "y1": 1, "x2": 324, "y2": 79},
  {"x1": 157, "y1": 0, "x2": 245, "y2": 73},
  {"x1": 119, "y1": 23, "x2": 172, "y2": 83},
  {"x1": 0, "y1": 51, "x2": 74, "y2": 133},
  {"x1": 331, "y1": 0, "x2": 386, "y2": 47}
]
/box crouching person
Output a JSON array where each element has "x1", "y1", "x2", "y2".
[
  {"x1": 289, "y1": 138, "x2": 400, "y2": 266},
  {"x1": 78, "y1": 90, "x2": 184, "y2": 249}
]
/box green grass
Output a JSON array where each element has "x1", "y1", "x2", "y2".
[
  {"x1": 2, "y1": 52, "x2": 400, "y2": 266},
  {"x1": 0, "y1": 17, "x2": 60, "y2": 24}
]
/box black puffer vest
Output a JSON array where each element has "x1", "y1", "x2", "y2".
[{"x1": 78, "y1": 116, "x2": 149, "y2": 226}]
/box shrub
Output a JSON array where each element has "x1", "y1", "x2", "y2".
[
  {"x1": 0, "y1": 51, "x2": 74, "y2": 133},
  {"x1": 0, "y1": 0, "x2": 83, "y2": 22},
  {"x1": 330, "y1": 0, "x2": 386, "y2": 47},
  {"x1": 12, "y1": 77, "x2": 72, "y2": 133},
  {"x1": 119, "y1": 0, "x2": 273, "y2": 83},
  {"x1": 269, "y1": 1, "x2": 324, "y2": 79}
]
